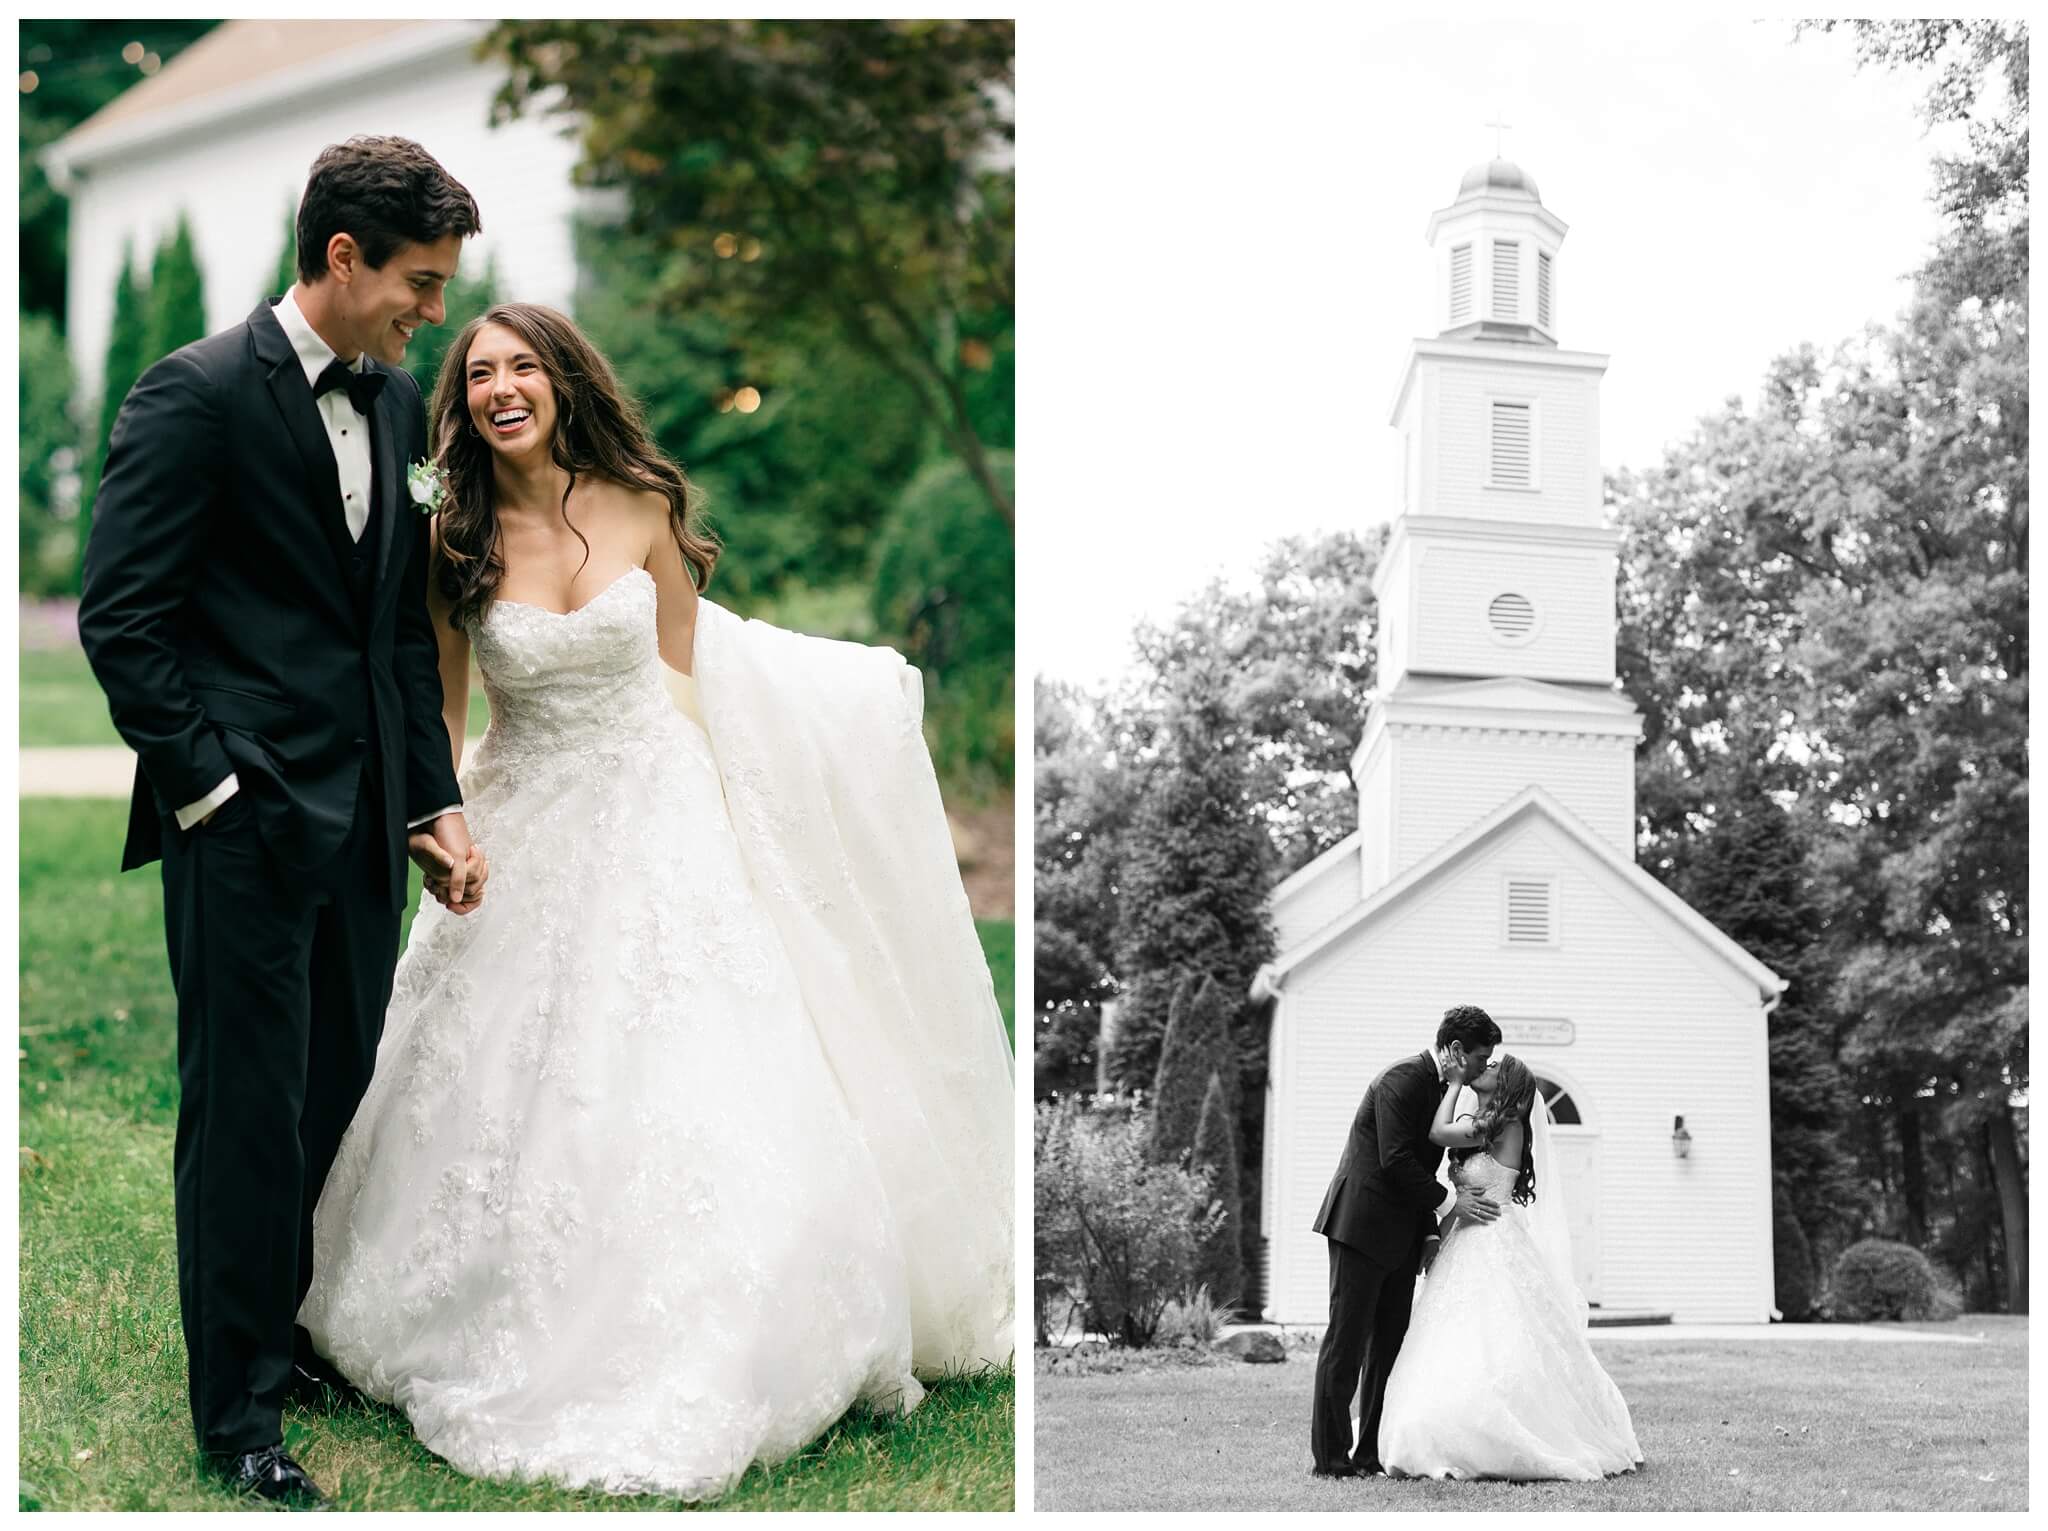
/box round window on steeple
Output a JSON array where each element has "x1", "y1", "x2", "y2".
[{"x1": 1488, "y1": 592, "x2": 1538, "y2": 644}]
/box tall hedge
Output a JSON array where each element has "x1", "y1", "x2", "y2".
[
  {"x1": 79, "y1": 245, "x2": 149, "y2": 591},
  {"x1": 1773, "y1": 1181, "x2": 1816, "y2": 1320},
  {"x1": 1193, "y1": 1070, "x2": 1246, "y2": 1308},
  {"x1": 142, "y1": 213, "x2": 207, "y2": 368}
]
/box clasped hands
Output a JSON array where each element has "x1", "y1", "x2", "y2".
[{"x1": 408, "y1": 812, "x2": 489, "y2": 915}]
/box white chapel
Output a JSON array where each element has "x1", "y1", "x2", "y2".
[{"x1": 1252, "y1": 157, "x2": 1785, "y2": 1325}]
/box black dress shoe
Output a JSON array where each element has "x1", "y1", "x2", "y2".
[
  {"x1": 1311, "y1": 1463, "x2": 1360, "y2": 1478},
  {"x1": 218, "y1": 1445, "x2": 330, "y2": 1509}
]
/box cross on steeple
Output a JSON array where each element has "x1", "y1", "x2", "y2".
[{"x1": 1485, "y1": 114, "x2": 1512, "y2": 158}]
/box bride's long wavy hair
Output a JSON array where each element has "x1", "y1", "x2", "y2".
[
  {"x1": 426, "y1": 302, "x2": 719, "y2": 632},
  {"x1": 1452, "y1": 1052, "x2": 1539, "y2": 1206}
]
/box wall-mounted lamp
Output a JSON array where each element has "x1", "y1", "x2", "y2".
[{"x1": 1672, "y1": 1115, "x2": 1692, "y2": 1160}]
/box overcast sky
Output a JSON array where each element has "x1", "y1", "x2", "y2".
[{"x1": 1024, "y1": 14, "x2": 1963, "y2": 687}]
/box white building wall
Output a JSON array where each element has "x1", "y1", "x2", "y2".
[
  {"x1": 1274, "y1": 838, "x2": 1364, "y2": 953},
  {"x1": 1416, "y1": 357, "x2": 1602, "y2": 527},
  {"x1": 1406, "y1": 537, "x2": 1618, "y2": 684},
  {"x1": 1389, "y1": 725, "x2": 1634, "y2": 870},
  {"x1": 1267, "y1": 816, "x2": 1773, "y2": 1327},
  {"x1": 1354, "y1": 729, "x2": 1394, "y2": 897},
  {"x1": 62, "y1": 26, "x2": 587, "y2": 404}
]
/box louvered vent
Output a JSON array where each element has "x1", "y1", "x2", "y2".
[
  {"x1": 1488, "y1": 592, "x2": 1536, "y2": 640},
  {"x1": 1449, "y1": 244, "x2": 1473, "y2": 324},
  {"x1": 1505, "y1": 880, "x2": 1553, "y2": 944},
  {"x1": 1491, "y1": 240, "x2": 1519, "y2": 319},
  {"x1": 1491, "y1": 400, "x2": 1532, "y2": 487},
  {"x1": 1537, "y1": 250, "x2": 1554, "y2": 328}
]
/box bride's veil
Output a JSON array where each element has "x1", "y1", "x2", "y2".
[{"x1": 1527, "y1": 1092, "x2": 1589, "y2": 1327}]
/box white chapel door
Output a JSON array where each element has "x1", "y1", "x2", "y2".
[{"x1": 1536, "y1": 1078, "x2": 1600, "y2": 1304}]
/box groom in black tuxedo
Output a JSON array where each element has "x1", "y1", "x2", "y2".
[
  {"x1": 1308, "y1": 1004, "x2": 1504, "y2": 1477},
  {"x1": 79, "y1": 136, "x2": 487, "y2": 1507}
]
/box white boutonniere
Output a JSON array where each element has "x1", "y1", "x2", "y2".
[{"x1": 407, "y1": 459, "x2": 448, "y2": 515}]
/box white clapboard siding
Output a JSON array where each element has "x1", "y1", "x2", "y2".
[
  {"x1": 1417, "y1": 359, "x2": 1601, "y2": 526},
  {"x1": 1266, "y1": 815, "x2": 1774, "y2": 1325},
  {"x1": 1404, "y1": 539, "x2": 1618, "y2": 684},
  {"x1": 1273, "y1": 834, "x2": 1363, "y2": 952},
  {"x1": 1389, "y1": 726, "x2": 1635, "y2": 869},
  {"x1": 59, "y1": 23, "x2": 590, "y2": 407}
]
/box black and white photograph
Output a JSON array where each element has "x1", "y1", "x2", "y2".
[{"x1": 1031, "y1": 14, "x2": 2025, "y2": 1512}]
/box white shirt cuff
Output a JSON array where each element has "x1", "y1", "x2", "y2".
[
  {"x1": 175, "y1": 774, "x2": 239, "y2": 830},
  {"x1": 1435, "y1": 1184, "x2": 1456, "y2": 1220},
  {"x1": 408, "y1": 806, "x2": 462, "y2": 829}
]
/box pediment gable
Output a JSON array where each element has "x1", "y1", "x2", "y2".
[{"x1": 1254, "y1": 785, "x2": 1782, "y2": 1001}]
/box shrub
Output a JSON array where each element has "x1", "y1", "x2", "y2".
[
  {"x1": 1826, "y1": 1238, "x2": 1962, "y2": 1322},
  {"x1": 1772, "y1": 1181, "x2": 1816, "y2": 1320},
  {"x1": 1192, "y1": 1072, "x2": 1245, "y2": 1310},
  {"x1": 870, "y1": 452, "x2": 1014, "y2": 793},
  {"x1": 20, "y1": 311, "x2": 80, "y2": 598},
  {"x1": 1034, "y1": 1095, "x2": 1223, "y2": 1347},
  {"x1": 1157, "y1": 1284, "x2": 1230, "y2": 1346}
]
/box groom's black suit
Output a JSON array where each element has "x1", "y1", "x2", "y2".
[
  {"x1": 79, "y1": 298, "x2": 461, "y2": 1455},
  {"x1": 1309, "y1": 1050, "x2": 1449, "y2": 1474}
]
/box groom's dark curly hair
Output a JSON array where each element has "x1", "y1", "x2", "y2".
[
  {"x1": 1435, "y1": 1003, "x2": 1501, "y2": 1053},
  {"x1": 295, "y1": 135, "x2": 481, "y2": 284}
]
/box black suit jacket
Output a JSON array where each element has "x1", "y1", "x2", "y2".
[
  {"x1": 1311, "y1": 1050, "x2": 1450, "y2": 1269},
  {"x1": 78, "y1": 299, "x2": 461, "y2": 903}
]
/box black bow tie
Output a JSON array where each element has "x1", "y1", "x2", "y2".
[{"x1": 312, "y1": 358, "x2": 388, "y2": 415}]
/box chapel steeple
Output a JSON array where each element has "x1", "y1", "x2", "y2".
[
  {"x1": 1351, "y1": 154, "x2": 1640, "y2": 900},
  {"x1": 1426, "y1": 157, "x2": 1566, "y2": 346}
]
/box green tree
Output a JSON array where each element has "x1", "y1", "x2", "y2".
[
  {"x1": 1145, "y1": 974, "x2": 1207, "y2": 1161},
  {"x1": 1130, "y1": 530, "x2": 1386, "y2": 874},
  {"x1": 1033, "y1": 680, "x2": 1136, "y2": 1098},
  {"x1": 19, "y1": 312, "x2": 81, "y2": 597},
  {"x1": 487, "y1": 20, "x2": 1016, "y2": 524},
  {"x1": 78, "y1": 245, "x2": 149, "y2": 592},
  {"x1": 1660, "y1": 782, "x2": 1866, "y2": 1261},
  {"x1": 267, "y1": 198, "x2": 298, "y2": 301},
  {"x1": 141, "y1": 214, "x2": 207, "y2": 367},
  {"x1": 1192, "y1": 1071, "x2": 1246, "y2": 1309},
  {"x1": 19, "y1": 21, "x2": 216, "y2": 325},
  {"x1": 871, "y1": 452, "x2": 1014, "y2": 791},
  {"x1": 1108, "y1": 676, "x2": 1275, "y2": 1098},
  {"x1": 570, "y1": 218, "x2": 929, "y2": 607}
]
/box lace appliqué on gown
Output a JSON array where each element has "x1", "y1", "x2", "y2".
[
  {"x1": 1377, "y1": 1151, "x2": 1643, "y2": 1481},
  {"x1": 299, "y1": 570, "x2": 922, "y2": 1501}
]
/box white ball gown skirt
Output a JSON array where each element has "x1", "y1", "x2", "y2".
[
  {"x1": 1378, "y1": 1152, "x2": 1641, "y2": 1481},
  {"x1": 300, "y1": 572, "x2": 1012, "y2": 1499}
]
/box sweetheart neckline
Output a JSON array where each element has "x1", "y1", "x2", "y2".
[{"x1": 488, "y1": 565, "x2": 652, "y2": 621}]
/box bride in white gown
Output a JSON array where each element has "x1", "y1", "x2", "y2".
[
  {"x1": 1376, "y1": 1053, "x2": 1641, "y2": 1481},
  {"x1": 298, "y1": 304, "x2": 1013, "y2": 1500}
]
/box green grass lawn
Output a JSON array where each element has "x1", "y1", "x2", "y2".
[
  {"x1": 20, "y1": 648, "x2": 494, "y2": 750},
  {"x1": 1034, "y1": 1324, "x2": 2027, "y2": 1511},
  {"x1": 20, "y1": 798, "x2": 1015, "y2": 1511}
]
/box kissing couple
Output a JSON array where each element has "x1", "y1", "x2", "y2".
[
  {"x1": 79, "y1": 133, "x2": 1013, "y2": 1508},
  {"x1": 1308, "y1": 1004, "x2": 1642, "y2": 1481}
]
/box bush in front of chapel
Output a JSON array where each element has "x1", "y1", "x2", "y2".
[
  {"x1": 1034, "y1": 1095, "x2": 1224, "y2": 1348},
  {"x1": 1825, "y1": 1238, "x2": 1963, "y2": 1322}
]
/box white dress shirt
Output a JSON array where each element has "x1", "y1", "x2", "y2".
[{"x1": 179, "y1": 290, "x2": 456, "y2": 833}]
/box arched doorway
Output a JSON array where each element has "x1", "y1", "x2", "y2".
[{"x1": 1533, "y1": 1072, "x2": 1600, "y2": 1302}]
